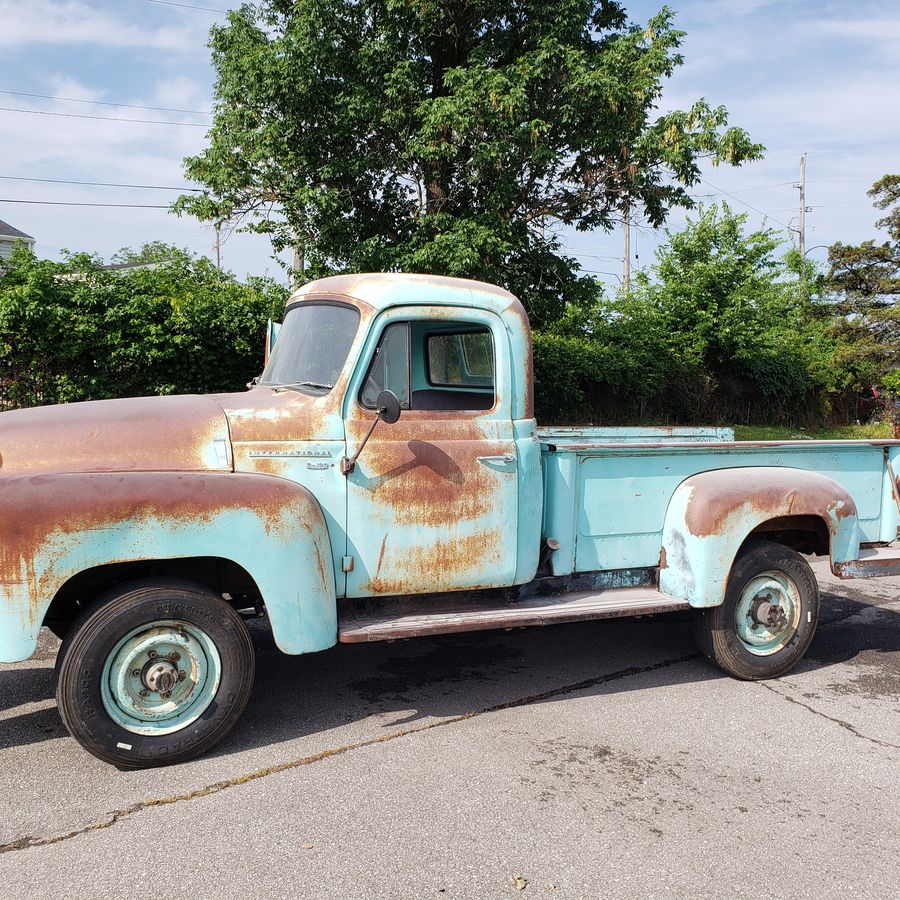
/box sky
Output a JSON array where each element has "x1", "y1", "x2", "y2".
[{"x1": 0, "y1": 0, "x2": 897, "y2": 291}]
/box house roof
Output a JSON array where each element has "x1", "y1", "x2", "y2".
[{"x1": 0, "y1": 218, "x2": 35, "y2": 241}]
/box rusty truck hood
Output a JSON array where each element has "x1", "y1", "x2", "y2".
[{"x1": 0, "y1": 394, "x2": 232, "y2": 477}]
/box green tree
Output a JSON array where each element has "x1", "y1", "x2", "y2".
[
  {"x1": 0, "y1": 244, "x2": 286, "y2": 409},
  {"x1": 176, "y1": 0, "x2": 762, "y2": 326},
  {"x1": 826, "y1": 174, "x2": 900, "y2": 389},
  {"x1": 529, "y1": 205, "x2": 851, "y2": 425}
]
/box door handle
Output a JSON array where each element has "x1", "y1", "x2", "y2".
[{"x1": 477, "y1": 454, "x2": 516, "y2": 467}]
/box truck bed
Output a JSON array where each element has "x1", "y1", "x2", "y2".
[{"x1": 538, "y1": 428, "x2": 900, "y2": 577}]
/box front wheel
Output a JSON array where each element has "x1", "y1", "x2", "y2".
[
  {"x1": 56, "y1": 579, "x2": 255, "y2": 768},
  {"x1": 694, "y1": 541, "x2": 819, "y2": 680}
]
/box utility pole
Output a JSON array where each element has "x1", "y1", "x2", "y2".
[
  {"x1": 795, "y1": 154, "x2": 811, "y2": 298},
  {"x1": 291, "y1": 244, "x2": 304, "y2": 289},
  {"x1": 797, "y1": 153, "x2": 807, "y2": 258},
  {"x1": 623, "y1": 203, "x2": 631, "y2": 292}
]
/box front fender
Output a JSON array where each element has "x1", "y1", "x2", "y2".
[
  {"x1": 0, "y1": 472, "x2": 336, "y2": 662},
  {"x1": 658, "y1": 467, "x2": 859, "y2": 607}
]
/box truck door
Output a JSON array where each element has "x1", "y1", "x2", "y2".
[{"x1": 343, "y1": 305, "x2": 518, "y2": 596}]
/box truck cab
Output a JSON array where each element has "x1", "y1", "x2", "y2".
[{"x1": 238, "y1": 273, "x2": 542, "y2": 599}]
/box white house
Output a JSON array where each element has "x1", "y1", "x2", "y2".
[{"x1": 0, "y1": 218, "x2": 35, "y2": 261}]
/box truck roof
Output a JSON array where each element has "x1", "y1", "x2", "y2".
[{"x1": 289, "y1": 272, "x2": 522, "y2": 317}]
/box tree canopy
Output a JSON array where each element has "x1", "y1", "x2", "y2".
[{"x1": 177, "y1": 0, "x2": 762, "y2": 325}]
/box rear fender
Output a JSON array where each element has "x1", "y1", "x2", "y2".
[
  {"x1": 0, "y1": 472, "x2": 336, "y2": 662},
  {"x1": 659, "y1": 467, "x2": 859, "y2": 607}
]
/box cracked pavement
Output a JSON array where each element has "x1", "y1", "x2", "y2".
[{"x1": 0, "y1": 560, "x2": 897, "y2": 898}]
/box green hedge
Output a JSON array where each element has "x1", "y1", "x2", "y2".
[{"x1": 0, "y1": 246, "x2": 286, "y2": 410}]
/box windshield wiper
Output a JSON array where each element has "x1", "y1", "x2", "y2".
[{"x1": 269, "y1": 380, "x2": 335, "y2": 393}]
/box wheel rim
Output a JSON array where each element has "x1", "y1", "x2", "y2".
[
  {"x1": 100, "y1": 620, "x2": 222, "y2": 736},
  {"x1": 734, "y1": 571, "x2": 802, "y2": 656}
]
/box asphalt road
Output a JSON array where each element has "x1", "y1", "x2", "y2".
[{"x1": 1, "y1": 560, "x2": 897, "y2": 899}]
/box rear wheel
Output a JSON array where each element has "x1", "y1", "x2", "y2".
[
  {"x1": 56, "y1": 579, "x2": 254, "y2": 768},
  {"x1": 694, "y1": 541, "x2": 819, "y2": 680}
]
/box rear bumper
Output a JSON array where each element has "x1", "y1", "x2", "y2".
[{"x1": 833, "y1": 546, "x2": 900, "y2": 579}]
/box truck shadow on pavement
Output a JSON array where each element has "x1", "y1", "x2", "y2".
[{"x1": 0, "y1": 591, "x2": 897, "y2": 757}]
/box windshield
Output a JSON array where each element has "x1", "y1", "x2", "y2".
[{"x1": 259, "y1": 301, "x2": 360, "y2": 393}]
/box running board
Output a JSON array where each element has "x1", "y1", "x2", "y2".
[
  {"x1": 833, "y1": 546, "x2": 900, "y2": 578},
  {"x1": 337, "y1": 587, "x2": 689, "y2": 643}
]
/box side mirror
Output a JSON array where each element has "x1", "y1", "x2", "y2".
[
  {"x1": 341, "y1": 390, "x2": 402, "y2": 475},
  {"x1": 376, "y1": 390, "x2": 401, "y2": 424}
]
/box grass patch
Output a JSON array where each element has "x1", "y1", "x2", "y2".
[{"x1": 733, "y1": 423, "x2": 894, "y2": 441}]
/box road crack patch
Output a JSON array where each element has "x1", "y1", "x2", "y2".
[
  {"x1": 756, "y1": 681, "x2": 900, "y2": 750},
  {"x1": 0, "y1": 652, "x2": 700, "y2": 855}
]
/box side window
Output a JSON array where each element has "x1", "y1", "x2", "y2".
[
  {"x1": 360, "y1": 322, "x2": 410, "y2": 408},
  {"x1": 427, "y1": 330, "x2": 494, "y2": 388},
  {"x1": 414, "y1": 327, "x2": 494, "y2": 411}
]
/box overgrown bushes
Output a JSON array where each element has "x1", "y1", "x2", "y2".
[
  {"x1": 0, "y1": 245, "x2": 286, "y2": 410},
  {"x1": 0, "y1": 209, "x2": 892, "y2": 428},
  {"x1": 532, "y1": 207, "x2": 883, "y2": 427}
]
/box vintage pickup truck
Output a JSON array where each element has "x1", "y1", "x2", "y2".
[{"x1": 2, "y1": 273, "x2": 899, "y2": 767}]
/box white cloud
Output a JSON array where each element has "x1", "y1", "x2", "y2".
[
  {"x1": 0, "y1": 1, "x2": 209, "y2": 52},
  {"x1": 813, "y1": 15, "x2": 900, "y2": 46}
]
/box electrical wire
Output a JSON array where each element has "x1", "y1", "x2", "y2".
[
  {"x1": 142, "y1": 0, "x2": 227, "y2": 12},
  {"x1": 0, "y1": 90, "x2": 210, "y2": 117},
  {"x1": 0, "y1": 174, "x2": 200, "y2": 191},
  {"x1": 0, "y1": 198, "x2": 173, "y2": 208},
  {"x1": 0, "y1": 106, "x2": 207, "y2": 127},
  {"x1": 698, "y1": 177, "x2": 792, "y2": 229},
  {"x1": 0, "y1": 197, "x2": 248, "y2": 212}
]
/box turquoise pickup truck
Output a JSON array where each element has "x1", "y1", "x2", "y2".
[{"x1": 2, "y1": 273, "x2": 898, "y2": 767}]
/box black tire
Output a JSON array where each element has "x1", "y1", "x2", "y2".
[
  {"x1": 46, "y1": 622, "x2": 69, "y2": 641},
  {"x1": 56, "y1": 579, "x2": 255, "y2": 768},
  {"x1": 694, "y1": 541, "x2": 819, "y2": 680}
]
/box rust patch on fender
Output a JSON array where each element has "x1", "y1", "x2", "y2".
[
  {"x1": 683, "y1": 469, "x2": 857, "y2": 538},
  {"x1": 0, "y1": 472, "x2": 322, "y2": 624}
]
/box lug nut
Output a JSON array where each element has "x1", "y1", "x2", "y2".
[
  {"x1": 178, "y1": 670, "x2": 187, "y2": 682},
  {"x1": 170, "y1": 652, "x2": 181, "y2": 662},
  {"x1": 139, "y1": 689, "x2": 150, "y2": 698},
  {"x1": 148, "y1": 650, "x2": 158, "y2": 659},
  {"x1": 160, "y1": 691, "x2": 172, "y2": 700},
  {"x1": 131, "y1": 669, "x2": 141, "y2": 678}
]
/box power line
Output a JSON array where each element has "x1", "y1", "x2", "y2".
[
  {"x1": 724, "y1": 181, "x2": 795, "y2": 194},
  {"x1": 0, "y1": 174, "x2": 200, "y2": 192},
  {"x1": 0, "y1": 90, "x2": 210, "y2": 117},
  {"x1": 0, "y1": 197, "x2": 248, "y2": 212},
  {"x1": 0, "y1": 106, "x2": 208, "y2": 127},
  {"x1": 809, "y1": 147, "x2": 898, "y2": 155},
  {"x1": 142, "y1": 0, "x2": 228, "y2": 12},
  {"x1": 0, "y1": 198, "x2": 173, "y2": 209},
  {"x1": 770, "y1": 147, "x2": 897, "y2": 158},
  {"x1": 698, "y1": 177, "x2": 791, "y2": 229}
]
